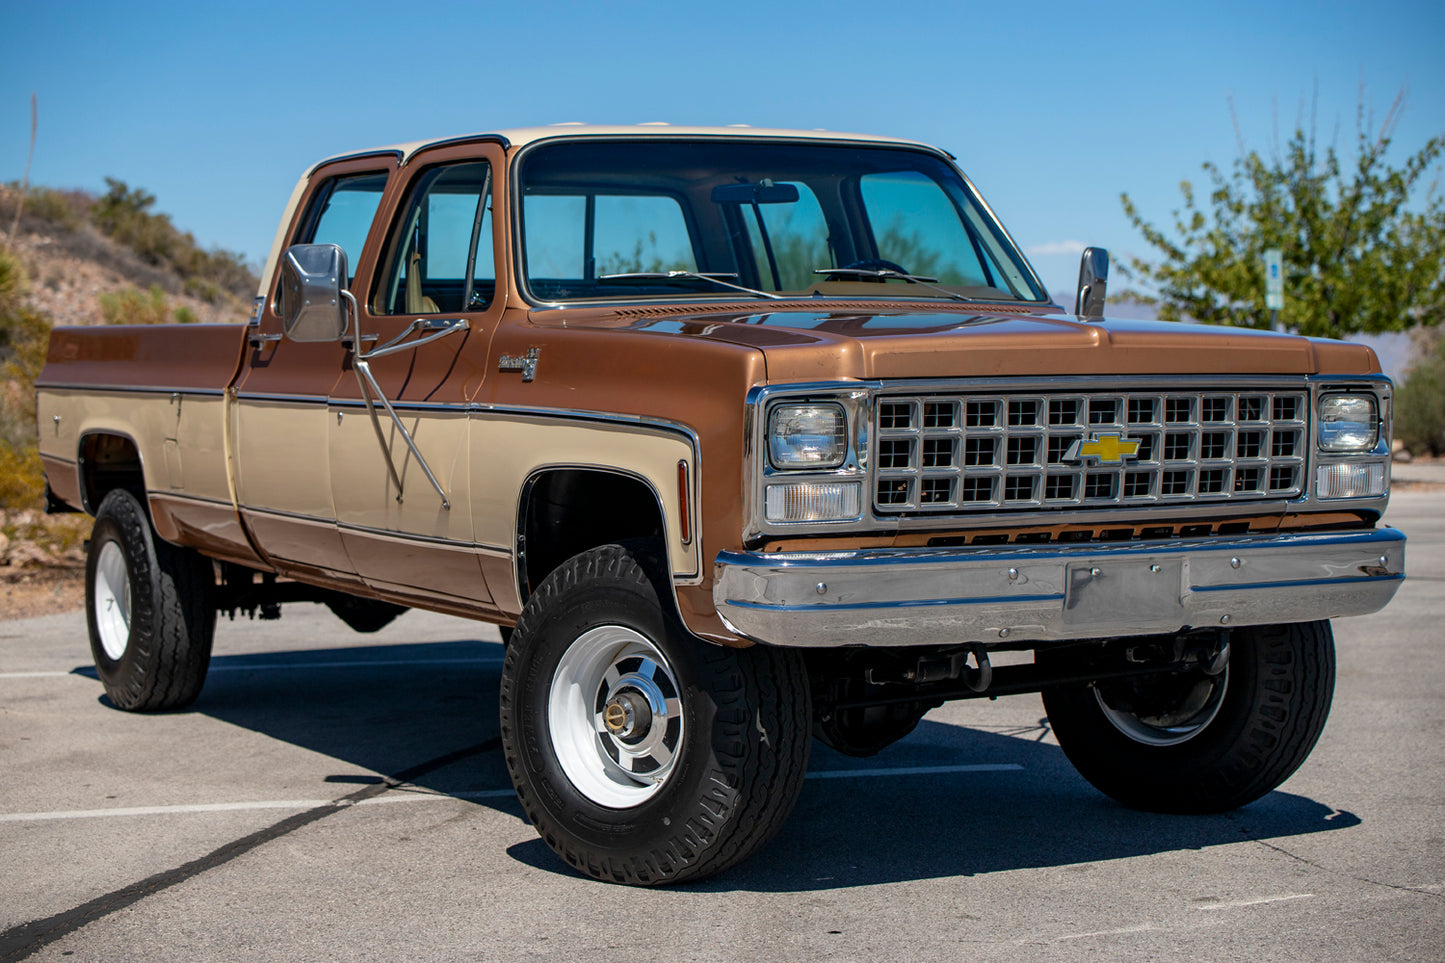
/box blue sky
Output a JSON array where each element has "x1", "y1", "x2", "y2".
[{"x1": 3, "y1": 0, "x2": 1443, "y2": 309}]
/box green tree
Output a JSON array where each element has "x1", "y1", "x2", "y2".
[
  {"x1": 1396, "y1": 334, "x2": 1445, "y2": 456},
  {"x1": 1121, "y1": 97, "x2": 1445, "y2": 337}
]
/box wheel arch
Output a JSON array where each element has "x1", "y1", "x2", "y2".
[
  {"x1": 515, "y1": 465, "x2": 677, "y2": 606},
  {"x1": 76, "y1": 428, "x2": 148, "y2": 515}
]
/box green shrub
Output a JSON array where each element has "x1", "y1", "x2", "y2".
[
  {"x1": 0, "y1": 438, "x2": 44, "y2": 509},
  {"x1": 1, "y1": 183, "x2": 89, "y2": 234},
  {"x1": 92, "y1": 178, "x2": 255, "y2": 301},
  {"x1": 1396, "y1": 338, "x2": 1445, "y2": 456},
  {"x1": 1, "y1": 244, "x2": 52, "y2": 403},
  {"x1": 22, "y1": 186, "x2": 87, "y2": 231},
  {"x1": 0, "y1": 243, "x2": 53, "y2": 510},
  {"x1": 0, "y1": 242, "x2": 24, "y2": 317},
  {"x1": 99, "y1": 284, "x2": 171, "y2": 325}
]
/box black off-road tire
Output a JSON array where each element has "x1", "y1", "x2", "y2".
[
  {"x1": 1042, "y1": 620, "x2": 1336, "y2": 813},
  {"x1": 500, "y1": 543, "x2": 811, "y2": 886},
  {"x1": 85, "y1": 489, "x2": 216, "y2": 711}
]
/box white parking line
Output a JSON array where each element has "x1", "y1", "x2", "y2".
[
  {"x1": 807, "y1": 763, "x2": 1024, "y2": 779},
  {"x1": 0, "y1": 764, "x2": 1023, "y2": 823},
  {"x1": 0, "y1": 657, "x2": 505, "y2": 680},
  {"x1": 1194, "y1": 893, "x2": 1314, "y2": 910},
  {"x1": 1054, "y1": 923, "x2": 1159, "y2": 941},
  {"x1": 0, "y1": 800, "x2": 337, "y2": 822},
  {"x1": 207, "y1": 658, "x2": 505, "y2": 672}
]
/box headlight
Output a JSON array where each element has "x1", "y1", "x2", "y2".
[
  {"x1": 768, "y1": 403, "x2": 847, "y2": 469},
  {"x1": 1318, "y1": 393, "x2": 1378, "y2": 451}
]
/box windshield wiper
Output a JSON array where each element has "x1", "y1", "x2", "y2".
[
  {"x1": 813, "y1": 267, "x2": 970, "y2": 302},
  {"x1": 599, "y1": 270, "x2": 782, "y2": 300}
]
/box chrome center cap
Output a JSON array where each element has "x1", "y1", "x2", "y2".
[{"x1": 603, "y1": 690, "x2": 652, "y2": 741}]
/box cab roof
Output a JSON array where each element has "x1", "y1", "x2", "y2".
[{"x1": 311, "y1": 124, "x2": 949, "y2": 172}]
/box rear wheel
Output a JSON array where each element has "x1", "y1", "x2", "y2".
[
  {"x1": 1042, "y1": 621, "x2": 1336, "y2": 812},
  {"x1": 86, "y1": 489, "x2": 215, "y2": 711},
  {"x1": 500, "y1": 543, "x2": 811, "y2": 885}
]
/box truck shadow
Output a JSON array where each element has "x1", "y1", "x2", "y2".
[
  {"x1": 705, "y1": 719, "x2": 1361, "y2": 892},
  {"x1": 82, "y1": 635, "x2": 1361, "y2": 891}
]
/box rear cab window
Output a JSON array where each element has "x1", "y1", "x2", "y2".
[{"x1": 296, "y1": 172, "x2": 389, "y2": 284}]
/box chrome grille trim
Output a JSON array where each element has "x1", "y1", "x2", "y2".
[{"x1": 873, "y1": 387, "x2": 1309, "y2": 515}]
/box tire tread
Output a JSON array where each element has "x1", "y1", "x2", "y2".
[
  {"x1": 1043, "y1": 620, "x2": 1336, "y2": 813},
  {"x1": 501, "y1": 543, "x2": 810, "y2": 885},
  {"x1": 87, "y1": 489, "x2": 215, "y2": 712}
]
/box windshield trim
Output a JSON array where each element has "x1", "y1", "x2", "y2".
[{"x1": 508, "y1": 135, "x2": 1053, "y2": 310}]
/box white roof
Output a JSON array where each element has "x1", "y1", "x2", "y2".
[{"x1": 314, "y1": 123, "x2": 945, "y2": 170}]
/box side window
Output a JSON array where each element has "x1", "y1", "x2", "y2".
[
  {"x1": 594, "y1": 195, "x2": 695, "y2": 275},
  {"x1": 522, "y1": 192, "x2": 695, "y2": 297},
  {"x1": 297, "y1": 172, "x2": 388, "y2": 283},
  {"x1": 374, "y1": 162, "x2": 494, "y2": 315}
]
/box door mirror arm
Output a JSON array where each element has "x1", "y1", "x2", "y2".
[
  {"x1": 340, "y1": 290, "x2": 454, "y2": 510},
  {"x1": 362, "y1": 316, "x2": 469, "y2": 361}
]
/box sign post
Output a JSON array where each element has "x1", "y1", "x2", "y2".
[{"x1": 1264, "y1": 248, "x2": 1284, "y2": 331}]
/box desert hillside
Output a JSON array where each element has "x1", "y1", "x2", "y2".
[{"x1": 0, "y1": 180, "x2": 256, "y2": 327}]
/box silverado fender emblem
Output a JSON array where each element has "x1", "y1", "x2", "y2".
[
  {"x1": 1065, "y1": 432, "x2": 1142, "y2": 464},
  {"x1": 498, "y1": 347, "x2": 540, "y2": 382}
]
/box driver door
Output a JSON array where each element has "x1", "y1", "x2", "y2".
[{"x1": 327, "y1": 142, "x2": 507, "y2": 607}]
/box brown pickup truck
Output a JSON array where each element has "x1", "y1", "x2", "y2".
[{"x1": 36, "y1": 125, "x2": 1405, "y2": 885}]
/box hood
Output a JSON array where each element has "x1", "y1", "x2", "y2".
[{"x1": 531, "y1": 304, "x2": 1382, "y2": 382}]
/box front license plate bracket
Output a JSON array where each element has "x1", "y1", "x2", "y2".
[{"x1": 1063, "y1": 558, "x2": 1187, "y2": 629}]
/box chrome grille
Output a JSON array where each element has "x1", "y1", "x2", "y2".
[{"x1": 872, "y1": 387, "x2": 1308, "y2": 514}]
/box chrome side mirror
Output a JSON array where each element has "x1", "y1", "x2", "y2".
[
  {"x1": 1074, "y1": 247, "x2": 1109, "y2": 319},
  {"x1": 278, "y1": 243, "x2": 350, "y2": 342}
]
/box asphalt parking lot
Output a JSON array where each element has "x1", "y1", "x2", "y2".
[{"x1": 2, "y1": 491, "x2": 1441, "y2": 962}]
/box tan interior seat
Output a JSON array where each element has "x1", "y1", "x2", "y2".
[{"x1": 405, "y1": 249, "x2": 439, "y2": 314}]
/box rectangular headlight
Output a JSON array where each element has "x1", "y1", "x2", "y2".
[
  {"x1": 1318, "y1": 393, "x2": 1379, "y2": 451},
  {"x1": 768, "y1": 403, "x2": 847, "y2": 469}
]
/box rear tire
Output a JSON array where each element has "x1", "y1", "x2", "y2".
[
  {"x1": 500, "y1": 543, "x2": 811, "y2": 885},
  {"x1": 1042, "y1": 621, "x2": 1336, "y2": 812},
  {"x1": 86, "y1": 489, "x2": 216, "y2": 711}
]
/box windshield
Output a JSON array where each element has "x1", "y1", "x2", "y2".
[{"x1": 517, "y1": 140, "x2": 1047, "y2": 303}]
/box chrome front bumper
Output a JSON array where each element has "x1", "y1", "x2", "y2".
[{"x1": 713, "y1": 528, "x2": 1406, "y2": 648}]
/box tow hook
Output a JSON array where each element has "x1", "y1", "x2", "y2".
[{"x1": 961, "y1": 644, "x2": 993, "y2": 693}]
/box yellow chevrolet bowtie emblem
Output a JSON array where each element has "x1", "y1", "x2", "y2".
[{"x1": 1067, "y1": 433, "x2": 1142, "y2": 464}]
